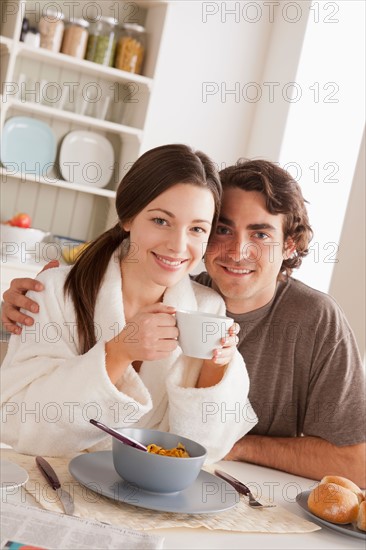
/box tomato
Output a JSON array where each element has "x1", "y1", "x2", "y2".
[{"x1": 10, "y1": 213, "x2": 32, "y2": 228}]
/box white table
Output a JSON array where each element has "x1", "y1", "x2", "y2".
[
  {"x1": 155, "y1": 461, "x2": 365, "y2": 550},
  {"x1": 3, "y1": 457, "x2": 364, "y2": 550}
]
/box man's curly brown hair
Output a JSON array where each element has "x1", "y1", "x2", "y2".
[{"x1": 219, "y1": 159, "x2": 313, "y2": 278}]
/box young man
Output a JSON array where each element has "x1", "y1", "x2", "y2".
[{"x1": 2, "y1": 160, "x2": 365, "y2": 486}]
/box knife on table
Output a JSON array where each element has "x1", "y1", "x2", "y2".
[{"x1": 36, "y1": 456, "x2": 74, "y2": 515}]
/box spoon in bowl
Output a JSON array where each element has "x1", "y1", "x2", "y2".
[{"x1": 89, "y1": 419, "x2": 148, "y2": 452}]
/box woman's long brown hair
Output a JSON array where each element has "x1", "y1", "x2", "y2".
[{"x1": 64, "y1": 144, "x2": 221, "y2": 354}]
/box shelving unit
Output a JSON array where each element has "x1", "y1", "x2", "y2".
[
  {"x1": 0, "y1": 36, "x2": 13, "y2": 48},
  {"x1": 0, "y1": 169, "x2": 117, "y2": 198},
  {"x1": 5, "y1": 99, "x2": 144, "y2": 139},
  {"x1": 16, "y1": 41, "x2": 154, "y2": 87},
  {"x1": 0, "y1": 0, "x2": 168, "y2": 242}
]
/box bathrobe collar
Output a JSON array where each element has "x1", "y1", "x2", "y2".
[{"x1": 93, "y1": 246, "x2": 200, "y2": 344}]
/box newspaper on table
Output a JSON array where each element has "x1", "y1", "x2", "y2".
[{"x1": 1, "y1": 502, "x2": 164, "y2": 550}]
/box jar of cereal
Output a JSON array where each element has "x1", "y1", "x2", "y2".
[
  {"x1": 38, "y1": 8, "x2": 65, "y2": 52},
  {"x1": 85, "y1": 17, "x2": 118, "y2": 66},
  {"x1": 61, "y1": 18, "x2": 89, "y2": 59},
  {"x1": 115, "y1": 24, "x2": 146, "y2": 74}
]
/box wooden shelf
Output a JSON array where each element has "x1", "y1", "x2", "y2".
[
  {"x1": 0, "y1": 36, "x2": 13, "y2": 54},
  {"x1": 16, "y1": 42, "x2": 153, "y2": 89},
  {"x1": 0, "y1": 169, "x2": 117, "y2": 198},
  {"x1": 0, "y1": 36, "x2": 13, "y2": 48},
  {"x1": 5, "y1": 99, "x2": 143, "y2": 141}
]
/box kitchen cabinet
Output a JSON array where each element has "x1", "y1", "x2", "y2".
[{"x1": 0, "y1": 0, "x2": 168, "y2": 242}]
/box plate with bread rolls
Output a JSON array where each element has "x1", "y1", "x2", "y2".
[{"x1": 296, "y1": 475, "x2": 365, "y2": 539}]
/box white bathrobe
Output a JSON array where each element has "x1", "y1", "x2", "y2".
[{"x1": 1, "y1": 252, "x2": 257, "y2": 461}]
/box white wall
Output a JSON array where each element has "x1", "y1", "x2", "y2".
[
  {"x1": 246, "y1": 0, "x2": 311, "y2": 159},
  {"x1": 278, "y1": 1, "x2": 365, "y2": 296},
  {"x1": 277, "y1": 0, "x2": 365, "y2": 355},
  {"x1": 329, "y1": 130, "x2": 365, "y2": 357},
  {"x1": 142, "y1": 0, "x2": 275, "y2": 166}
]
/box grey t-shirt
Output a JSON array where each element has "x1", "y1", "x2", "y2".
[{"x1": 194, "y1": 273, "x2": 365, "y2": 446}]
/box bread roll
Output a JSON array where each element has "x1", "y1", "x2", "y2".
[
  {"x1": 308, "y1": 483, "x2": 359, "y2": 524},
  {"x1": 321, "y1": 475, "x2": 364, "y2": 504},
  {"x1": 357, "y1": 500, "x2": 366, "y2": 531}
]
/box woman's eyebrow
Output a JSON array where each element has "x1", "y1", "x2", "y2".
[
  {"x1": 147, "y1": 208, "x2": 175, "y2": 217},
  {"x1": 147, "y1": 208, "x2": 211, "y2": 224}
]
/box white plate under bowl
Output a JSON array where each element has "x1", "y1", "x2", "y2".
[
  {"x1": 0, "y1": 460, "x2": 29, "y2": 491},
  {"x1": 69, "y1": 451, "x2": 239, "y2": 514},
  {"x1": 59, "y1": 131, "x2": 114, "y2": 188},
  {"x1": 296, "y1": 490, "x2": 366, "y2": 540}
]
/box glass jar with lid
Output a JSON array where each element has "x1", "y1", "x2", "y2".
[
  {"x1": 115, "y1": 24, "x2": 146, "y2": 74},
  {"x1": 85, "y1": 17, "x2": 118, "y2": 66},
  {"x1": 61, "y1": 18, "x2": 89, "y2": 59},
  {"x1": 38, "y1": 7, "x2": 65, "y2": 52}
]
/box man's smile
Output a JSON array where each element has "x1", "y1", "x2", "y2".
[{"x1": 218, "y1": 263, "x2": 255, "y2": 276}]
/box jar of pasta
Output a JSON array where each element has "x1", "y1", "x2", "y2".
[
  {"x1": 61, "y1": 18, "x2": 89, "y2": 59},
  {"x1": 85, "y1": 17, "x2": 117, "y2": 66},
  {"x1": 38, "y1": 8, "x2": 65, "y2": 52},
  {"x1": 115, "y1": 24, "x2": 146, "y2": 74}
]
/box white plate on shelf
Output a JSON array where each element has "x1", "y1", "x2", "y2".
[
  {"x1": 0, "y1": 116, "x2": 56, "y2": 175},
  {"x1": 296, "y1": 490, "x2": 366, "y2": 540},
  {"x1": 0, "y1": 460, "x2": 29, "y2": 491},
  {"x1": 69, "y1": 451, "x2": 239, "y2": 514},
  {"x1": 59, "y1": 131, "x2": 114, "y2": 188}
]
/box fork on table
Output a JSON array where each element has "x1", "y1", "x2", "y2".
[{"x1": 214, "y1": 469, "x2": 276, "y2": 509}]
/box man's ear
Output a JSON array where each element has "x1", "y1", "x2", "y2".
[{"x1": 284, "y1": 238, "x2": 296, "y2": 259}]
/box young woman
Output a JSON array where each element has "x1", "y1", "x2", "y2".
[{"x1": 1, "y1": 144, "x2": 257, "y2": 461}]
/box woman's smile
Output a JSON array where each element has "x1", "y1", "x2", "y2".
[{"x1": 152, "y1": 252, "x2": 189, "y2": 271}]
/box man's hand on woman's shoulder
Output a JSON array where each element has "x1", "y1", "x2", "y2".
[{"x1": 1, "y1": 260, "x2": 59, "y2": 334}]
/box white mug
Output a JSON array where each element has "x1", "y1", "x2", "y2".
[{"x1": 175, "y1": 309, "x2": 234, "y2": 359}]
